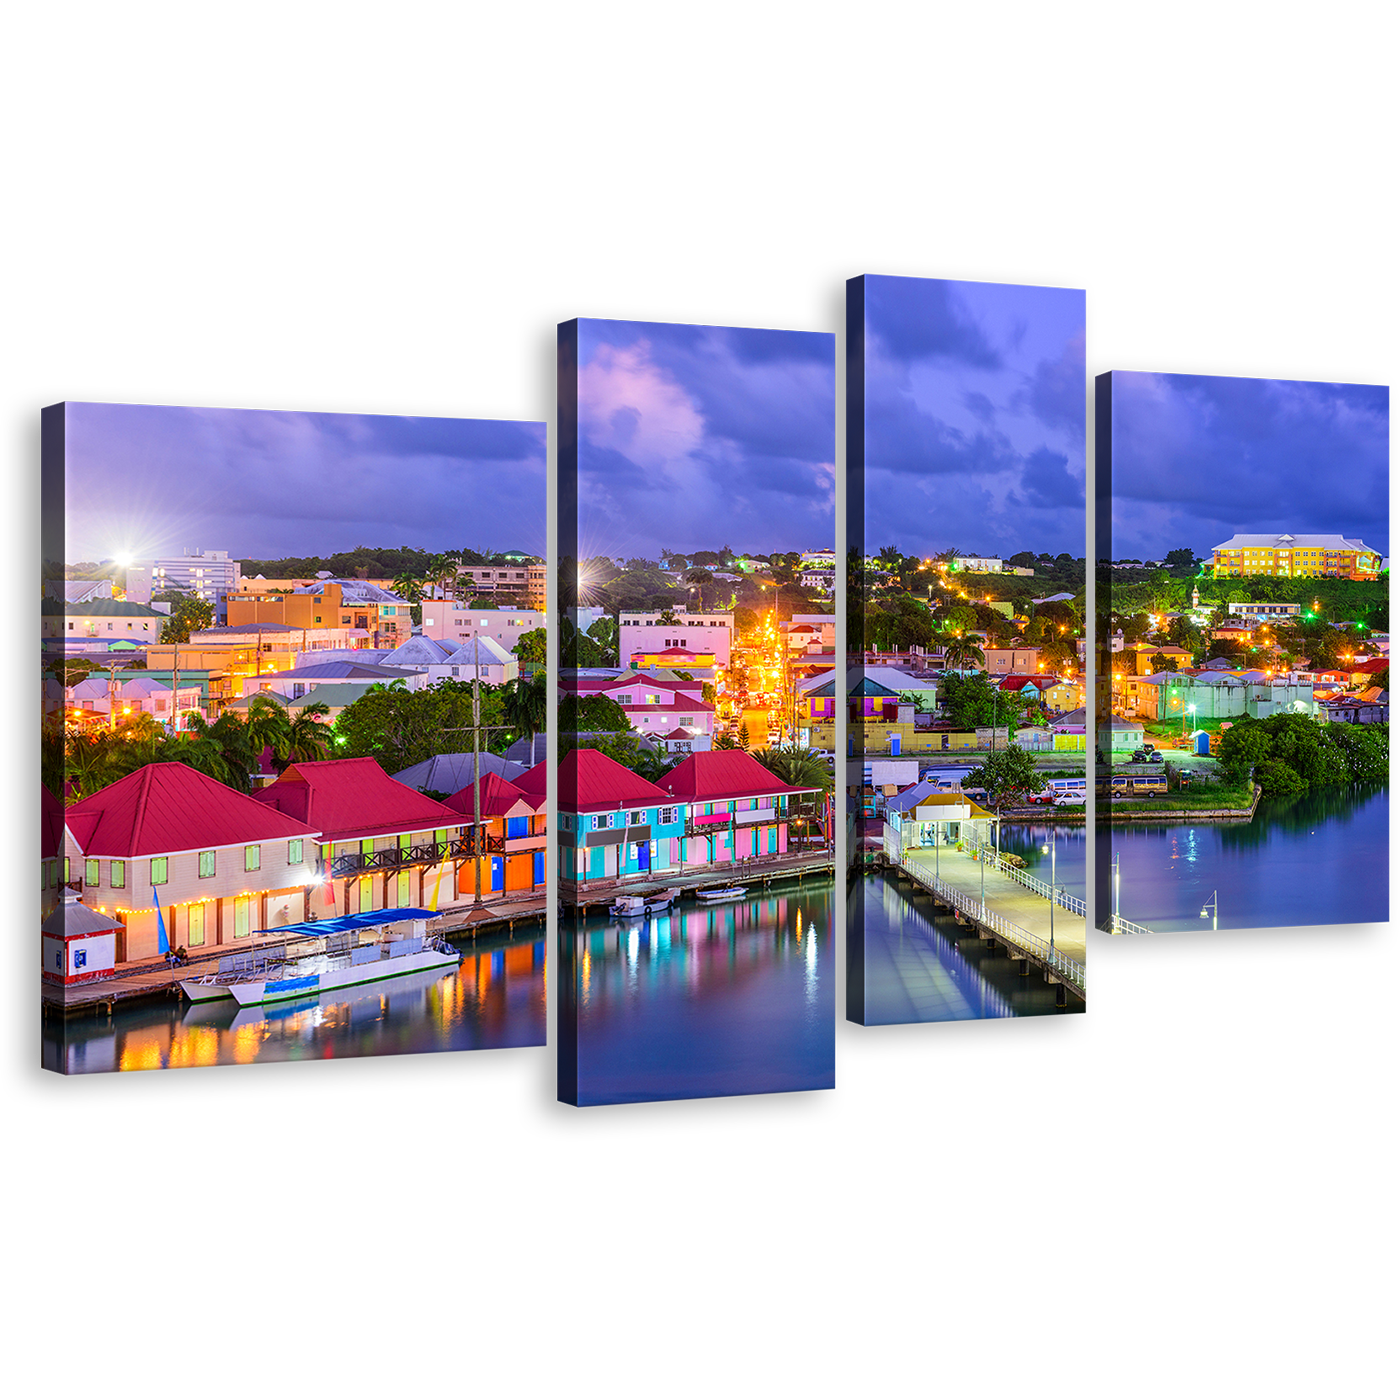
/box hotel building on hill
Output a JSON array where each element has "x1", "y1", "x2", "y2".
[{"x1": 1211, "y1": 533, "x2": 1381, "y2": 580}]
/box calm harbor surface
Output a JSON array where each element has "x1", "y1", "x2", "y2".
[
  {"x1": 563, "y1": 877, "x2": 835, "y2": 1106},
  {"x1": 1107, "y1": 783, "x2": 1389, "y2": 933},
  {"x1": 858, "y1": 826, "x2": 1086, "y2": 1025},
  {"x1": 44, "y1": 931, "x2": 546, "y2": 1075}
]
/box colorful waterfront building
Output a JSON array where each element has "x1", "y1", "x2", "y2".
[
  {"x1": 253, "y1": 757, "x2": 471, "y2": 917},
  {"x1": 558, "y1": 748, "x2": 820, "y2": 888},
  {"x1": 60, "y1": 763, "x2": 323, "y2": 963},
  {"x1": 442, "y1": 769, "x2": 547, "y2": 895}
]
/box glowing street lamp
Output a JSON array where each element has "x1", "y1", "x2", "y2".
[{"x1": 1200, "y1": 889, "x2": 1218, "y2": 931}]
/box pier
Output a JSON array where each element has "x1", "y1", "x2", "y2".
[
  {"x1": 565, "y1": 850, "x2": 836, "y2": 916},
  {"x1": 883, "y1": 844, "x2": 1086, "y2": 1001},
  {"x1": 43, "y1": 893, "x2": 545, "y2": 1018}
]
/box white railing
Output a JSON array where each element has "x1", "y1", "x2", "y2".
[
  {"x1": 1104, "y1": 914, "x2": 1156, "y2": 936},
  {"x1": 900, "y1": 860, "x2": 1086, "y2": 994},
  {"x1": 961, "y1": 842, "x2": 1088, "y2": 918}
]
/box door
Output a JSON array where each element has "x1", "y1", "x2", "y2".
[
  {"x1": 491, "y1": 856, "x2": 504, "y2": 892},
  {"x1": 397, "y1": 869, "x2": 411, "y2": 906},
  {"x1": 234, "y1": 896, "x2": 251, "y2": 939},
  {"x1": 637, "y1": 840, "x2": 650, "y2": 873},
  {"x1": 187, "y1": 902, "x2": 205, "y2": 948}
]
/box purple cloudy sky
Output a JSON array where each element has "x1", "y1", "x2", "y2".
[
  {"x1": 862, "y1": 275, "x2": 1086, "y2": 559},
  {"x1": 1108, "y1": 372, "x2": 1390, "y2": 561},
  {"x1": 62, "y1": 402, "x2": 546, "y2": 563},
  {"x1": 575, "y1": 319, "x2": 835, "y2": 557}
]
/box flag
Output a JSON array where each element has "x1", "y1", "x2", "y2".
[{"x1": 154, "y1": 885, "x2": 170, "y2": 956}]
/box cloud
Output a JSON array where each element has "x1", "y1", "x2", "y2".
[{"x1": 865, "y1": 276, "x2": 1002, "y2": 370}]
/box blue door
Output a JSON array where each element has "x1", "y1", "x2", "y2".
[
  {"x1": 533, "y1": 851, "x2": 545, "y2": 886},
  {"x1": 490, "y1": 856, "x2": 504, "y2": 891},
  {"x1": 890, "y1": 733, "x2": 901, "y2": 756},
  {"x1": 638, "y1": 841, "x2": 650, "y2": 873}
]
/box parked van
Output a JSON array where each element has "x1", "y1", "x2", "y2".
[
  {"x1": 1096, "y1": 773, "x2": 1169, "y2": 799},
  {"x1": 1033, "y1": 777, "x2": 1088, "y2": 805}
]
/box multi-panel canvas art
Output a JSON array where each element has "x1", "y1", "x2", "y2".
[
  {"x1": 41, "y1": 402, "x2": 548, "y2": 1073},
  {"x1": 557, "y1": 317, "x2": 837, "y2": 1105},
  {"x1": 1095, "y1": 371, "x2": 1389, "y2": 934},
  {"x1": 846, "y1": 275, "x2": 1088, "y2": 1022}
]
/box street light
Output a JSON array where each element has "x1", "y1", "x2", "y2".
[
  {"x1": 1112, "y1": 850, "x2": 1120, "y2": 933},
  {"x1": 1200, "y1": 889, "x2": 1218, "y2": 931},
  {"x1": 1041, "y1": 834, "x2": 1058, "y2": 949}
]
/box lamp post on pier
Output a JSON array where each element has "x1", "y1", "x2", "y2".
[
  {"x1": 1041, "y1": 832, "x2": 1058, "y2": 949},
  {"x1": 1200, "y1": 889, "x2": 1218, "y2": 931}
]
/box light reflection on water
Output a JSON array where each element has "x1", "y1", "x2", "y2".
[
  {"x1": 44, "y1": 933, "x2": 547, "y2": 1075},
  {"x1": 563, "y1": 878, "x2": 835, "y2": 1106},
  {"x1": 1107, "y1": 783, "x2": 1389, "y2": 933},
  {"x1": 857, "y1": 869, "x2": 1081, "y2": 1023}
]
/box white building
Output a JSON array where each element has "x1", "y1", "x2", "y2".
[
  {"x1": 424, "y1": 636, "x2": 518, "y2": 687},
  {"x1": 1227, "y1": 600, "x2": 1303, "y2": 621},
  {"x1": 67, "y1": 675, "x2": 205, "y2": 722},
  {"x1": 789, "y1": 614, "x2": 836, "y2": 649},
  {"x1": 420, "y1": 603, "x2": 545, "y2": 653},
  {"x1": 126, "y1": 549, "x2": 243, "y2": 622},
  {"x1": 955, "y1": 556, "x2": 1003, "y2": 573},
  {"x1": 618, "y1": 607, "x2": 733, "y2": 667},
  {"x1": 799, "y1": 549, "x2": 837, "y2": 568}
]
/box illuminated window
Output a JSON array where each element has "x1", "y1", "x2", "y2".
[
  {"x1": 244, "y1": 845, "x2": 261, "y2": 872},
  {"x1": 110, "y1": 860, "x2": 125, "y2": 888},
  {"x1": 85, "y1": 859, "x2": 99, "y2": 887},
  {"x1": 150, "y1": 857, "x2": 168, "y2": 885},
  {"x1": 288, "y1": 839, "x2": 303, "y2": 865},
  {"x1": 199, "y1": 850, "x2": 216, "y2": 878}
]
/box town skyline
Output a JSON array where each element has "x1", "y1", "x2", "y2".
[
  {"x1": 60, "y1": 402, "x2": 547, "y2": 564},
  {"x1": 1106, "y1": 372, "x2": 1390, "y2": 563}
]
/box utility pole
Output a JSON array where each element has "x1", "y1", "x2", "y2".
[{"x1": 437, "y1": 647, "x2": 512, "y2": 906}]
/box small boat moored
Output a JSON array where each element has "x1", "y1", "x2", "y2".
[
  {"x1": 695, "y1": 886, "x2": 749, "y2": 903},
  {"x1": 609, "y1": 887, "x2": 681, "y2": 918}
]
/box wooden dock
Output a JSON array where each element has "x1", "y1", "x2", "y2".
[
  {"x1": 564, "y1": 852, "x2": 836, "y2": 916},
  {"x1": 42, "y1": 897, "x2": 546, "y2": 1018}
]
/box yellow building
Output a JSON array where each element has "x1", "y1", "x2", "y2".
[{"x1": 1211, "y1": 533, "x2": 1380, "y2": 580}]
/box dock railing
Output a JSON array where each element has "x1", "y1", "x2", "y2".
[
  {"x1": 960, "y1": 841, "x2": 1088, "y2": 918},
  {"x1": 1104, "y1": 914, "x2": 1157, "y2": 936},
  {"x1": 899, "y1": 859, "x2": 1086, "y2": 995}
]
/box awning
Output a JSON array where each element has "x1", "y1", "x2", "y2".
[{"x1": 249, "y1": 907, "x2": 439, "y2": 940}]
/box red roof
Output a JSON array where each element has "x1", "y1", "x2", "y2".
[
  {"x1": 997, "y1": 674, "x2": 1057, "y2": 691},
  {"x1": 514, "y1": 759, "x2": 546, "y2": 803},
  {"x1": 253, "y1": 757, "x2": 464, "y2": 842},
  {"x1": 565, "y1": 674, "x2": 697, "y2": 695},
  {"x1": 630, "y1": 646, "x2": 714, "y2": 660},
  {"x1": 1352, "y1": 657, "x2": 1388, "y2": 673},
  {"x1": 64, "y1": 763, "x2": 319, "y2": 857},
  {"x1": 658, "y1": 750, "x2": 814, "y2": 803},
  {"x1": 559, "y1": 748, "x2": 670, "y2": 814},
  {"x1": 621, "y1": 698, "x2": 714, "y2": 713},
  {"x1": 442, "y1": 771, "x2": 533, "y2": 820}
]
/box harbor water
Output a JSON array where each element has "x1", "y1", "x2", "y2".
[
  {"x1": 857, "y1": 822, "x2": 1086, "y2": 1024},
  {"x1": 44, "y1": 931, "x2": 546, "y2": 1075},
  {"x1": 562, "y1": 876, "x2": 835, "y2": 1106},
  {"x1": 1107, "y1": 783, "x2": 1389, "y2": 934}
]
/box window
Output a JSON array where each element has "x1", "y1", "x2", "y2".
[
  {"x1": 244, "y1": 845, "x2": 261, "y2": 872},
  {"x1": 85, "y1": 859, "x2": 100, "y2": 887},
  {"x1": 151, "y1": 857, "x2": 168, "y2": 885},
  {"x1": 74, "y1": 948, "x2": 87, "y2": 970},
  {"x1": 111, "y1": 860, "x2": 125, "y2": 888},
  {"x1": 658, "y1": 806, "x2": 678, "y2": 825},
  {"x1": 288, "y1": 839, "x2": 303, "y2": 865},
  {"x1": 627, "y1": 810, "x2": 647, "y2": 826}
]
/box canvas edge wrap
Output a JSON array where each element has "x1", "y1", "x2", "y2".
[
  {"x1": 844, "y1": 277, "x2": 868, "y2": 1024},
  {"x1": 1092, "y1": 371, "x2": 1114, "y2": 929}
]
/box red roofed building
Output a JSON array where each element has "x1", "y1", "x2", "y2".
[
  {"x1": 658, "y1": 750, "x2": 825, "y2": 870},
  {"x1": 627, "y1": 645, "x2": 716, "y2": 669},
  {"x1": 255, "y1": 757, "x2": 472, "y2": 916},
  {"x1": 514, "y1": 758, "x2": 547, "y2": 803},
  {"x1": 443, "y1": 771, "x2": 547, "y2": 895},
  {"x1": 61, "y1": 762, "x2": 322, "y2": 962}
]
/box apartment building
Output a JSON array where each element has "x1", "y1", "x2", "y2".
[
  {"x1": 125, "y1": 549, "x2": 243, "y2": 622},
  {"x1": 1211, "y1": 533, "x2": 1381, "y2": 580}
]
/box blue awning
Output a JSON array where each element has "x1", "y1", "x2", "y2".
[{"x1": 250, "y1": 908, "x2": 439, "y2": 940}]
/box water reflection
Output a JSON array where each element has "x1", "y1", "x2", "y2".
[
  {"x1": 857, "y1": 869, "x2": 1082, "y2": 1023},
  {"x1": 562, "y1": 878, "x2": 835, "y2": 1106},
  {"x1": 1109, "y1": 783, "x2": 1388, "y2": 933},
  {"x1": 43, "y1": 931, "x2": 547, "y2": 1075}
]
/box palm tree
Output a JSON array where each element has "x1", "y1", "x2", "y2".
[
  {"x1": 502, "y1": 671, "x2": 548, "y2": 741},
  {"x1": 750, "y1": 744, "x2": 831, "y2": 793},
  {"x1": 941, "y1": 636, "x2": 986, "y2": 671}
]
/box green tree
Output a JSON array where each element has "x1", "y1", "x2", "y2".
[
  {"x1": 513, "y1": 628, "x2": 547, "y2": 664},
  {"x1": 963, "y1": 745, "x2": 1039, "y2": 803},
  {"x1": 559, "y1": 693, "x2": 630, "y2": 734},
  {"x1": 334, "y1": 678, "x2": 508, "y2": 773},
  {"x1": 159, "y1": 594, "x2": 215, "y2": 644},
  {"x1": 502, "y1": 671, "x2": 548, "y2": 743},
  {"x1": 941, "y1": 636, "x2": 986, "y2": 671},
  {"x1": 938, "y1": 672, "x2": 1006, "y2": 732},
  {"x1": 750, "y1": 744, "x2": 832, "y2": 793},
  {"x1": 1254, "y1": 758, "x2": 1308, "y2": 797}
]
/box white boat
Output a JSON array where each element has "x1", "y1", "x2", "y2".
[
  {"x1": 227, "y1": 933, "x2": 459, "y2": 1007},
  {"x1": 179, "y1": 912, "x2": 442, "y2": 1002},
  {"x1": 609, "y1": 887, "x2": 681, "y2": 918},
  {"x1": 695, "y1": 886, "x2": 749, "y2": 903}
]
